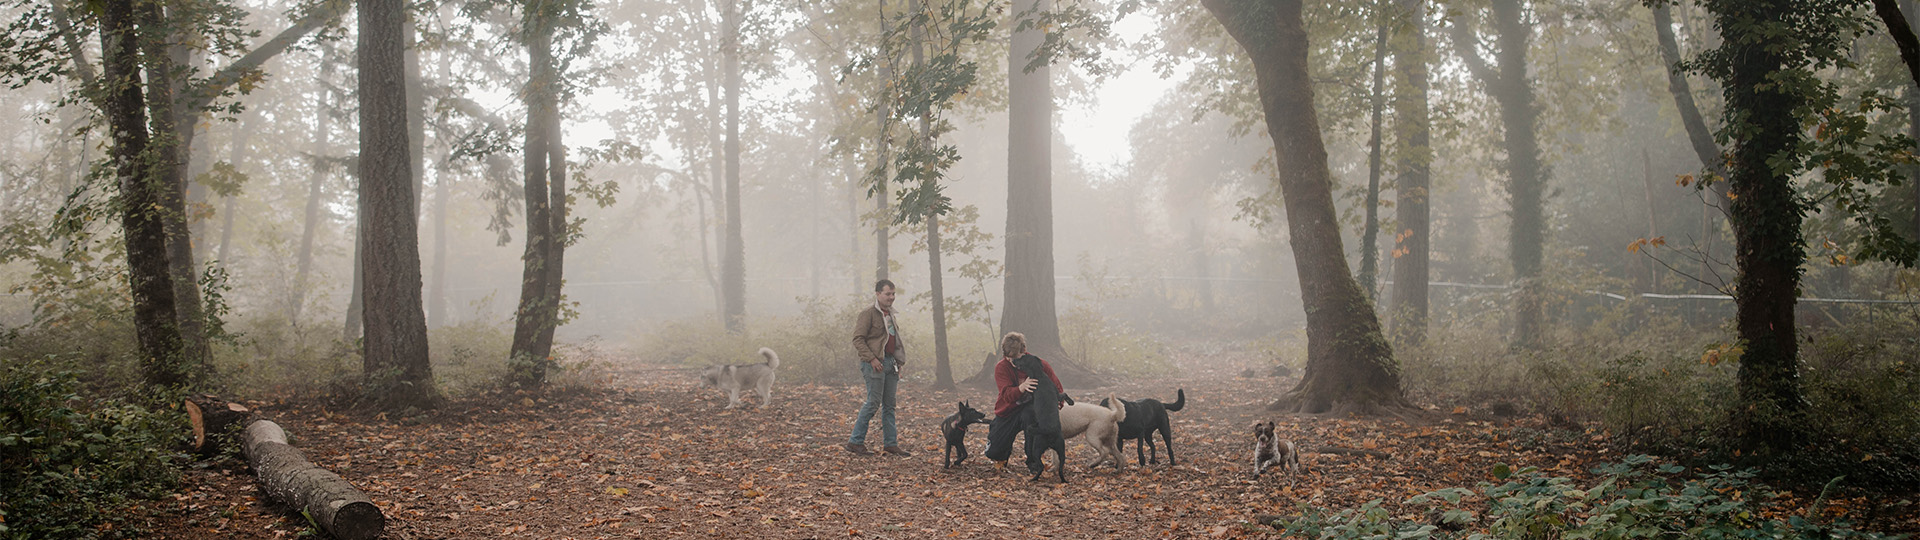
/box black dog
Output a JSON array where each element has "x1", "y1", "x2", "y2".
[
  {"x1": 1011, "y1": 353, "x2": 1067, "y2": 483},
  {"x1": 1100, "y1": 389, "x2": 1185, "y2": 467},
  {"x1": 941, "y1": 401, "x2": 989, "y2": 468}
]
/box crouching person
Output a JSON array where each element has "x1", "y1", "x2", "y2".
[{"x1": 983, "y1": 331, "x2": 1063, "y2": 472}]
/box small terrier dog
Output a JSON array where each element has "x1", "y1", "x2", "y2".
[
  {"x1": 940, "y1": 402, "x2": 990, "y2": 468},
  {"x1": 1251, "y1": 420, "x2": 1302, "y2": 483}
]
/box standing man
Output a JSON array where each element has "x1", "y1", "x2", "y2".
[{"x1": 847, "y1": 279, "x2": 910, "y2": 456}]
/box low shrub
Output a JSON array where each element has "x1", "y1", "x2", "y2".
[
  {"x1": 0, "y1": 360, "x2": 183, "y2": 539},
  {"x1": 1266, "y1": 456, "x2": 1902, "y2": 539},
  {"x1": 1060, "y1": 303, "x2": 1175, "y2": 379}
]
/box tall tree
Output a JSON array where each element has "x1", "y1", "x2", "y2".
[
  {"x1": 1389, "y1": 0, "x2": 1431, "y2": 346},
  {"x1": 359, "y1": 0, "x2": 437, "y2": 408},
  {"x1": 1001, "y1": 0, "x2": 1063, "y2": 360},
  {"x1": 140, "y1": 0, "x2": 212, "y2": 376},
  {"x1": 1357, "y1": 1, "x2": 1389, "y2": 300},
  {"x1": 873, "y1": 0, "x2": 894, "y2": 283},
  {"x1": 719, "y1": 0, "x2": 747, "y2": 332},
  {"x1": 100, "y1": 0, "x2": 187, "y2": 389},
  {"x1": 290, "y1": 54, "x2": 337, "y2": 326},
  {"x1": 509, "y1": 0, "x2": 573, "y2": 387},
  {"x1": 1200, "y1": 0, "x2": 1408, "y2": 414},
  {"x1": 1689, "y1": 0, "x2": 1917, "y2": 450},
  {"x1": 1451, "y1": 0, "x2": 1546, "y2": 349},
  {"x1": 1650, "y1": 1, "x2": 1732, "y2": 284}
]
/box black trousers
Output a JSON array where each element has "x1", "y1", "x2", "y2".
[{"x1": 983, "y1": 406, "x2": 1041, "y2": 470}]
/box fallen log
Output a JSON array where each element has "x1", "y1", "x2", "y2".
[
  {"x1": 242, "y1": 420, "x2": 385, "y2": 540},
  {"x1": 184, "y1": 395, "x2": 252, "y2": 454}
]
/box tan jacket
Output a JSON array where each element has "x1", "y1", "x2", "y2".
[{"x1": 852, "y1": 305, "x2": 904, "y2": 364}]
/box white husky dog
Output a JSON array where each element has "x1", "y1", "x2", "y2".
[{"x1": 700, "y1": 347, "x2": 780, "y2": 408}]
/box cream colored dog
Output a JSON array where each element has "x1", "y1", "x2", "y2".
[{"x1": 1056, "y1": 394, "x2": 1128, "y2": 469}]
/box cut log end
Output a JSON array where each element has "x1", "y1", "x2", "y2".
[
  {"x1": 331, "y1": 501, "x2": 386, "y2": 540},
  {"x1": 186, "y1": 395, "x2": 252, "y2": 454}
]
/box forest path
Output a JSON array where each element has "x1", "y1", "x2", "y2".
[{"x1": 145, "y1": 343, "x2": 1631, "y2": 539}]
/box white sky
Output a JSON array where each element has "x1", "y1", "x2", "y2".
[
  {"x1": 565, "y1": 13, "x2": 1177, "y2": 175},
  {"x1": 1057, "y1": 15, "x2": 1176, "y2": 177}
]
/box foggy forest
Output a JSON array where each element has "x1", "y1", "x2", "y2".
[{"x1": 3, "y1": 0, "x2": 1920, "y2": 537}]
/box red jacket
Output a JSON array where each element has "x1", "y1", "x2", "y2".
[{"x1": 993, "y1": 355, "x2": 1064, "y2": 417}]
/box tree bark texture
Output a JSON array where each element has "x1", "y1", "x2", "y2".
[
  {"x1": 535, "y1": 117, "x2": 568, "y2": 359},
  {"x1": 1703, "y1": 0, "x2": 1808, "y2": 451},
  {"x1": 358, "y1": 0, "x2": 436, "y2": 408},
  {"x1": 721, "y1": 0, "x2": 747, "y2": 333},
  {"x1": 511, "y1": 17, "x2": 560, "y2": 387},
  {"x1": 242, "y1": 421, "x2": 385, "y2": 540},
  {"x1": 1002, "y1": 0, "x2": 1063, "y2": 356},
  {"x1": 100, "y1": 0, "x2": 186, "y2": 389},
  {"x1": 1200, "y1": 0, "x2": 1408, "y2": 415},
  {"x1": 1389, "y1": 0, "x2": 1431, "y2": 346}
]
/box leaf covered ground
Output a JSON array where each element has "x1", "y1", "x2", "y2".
[{"x1": 131, "y1": 345, "x2": 1914, "y2": 539}]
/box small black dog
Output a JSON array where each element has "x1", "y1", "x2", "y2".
[
  {"x1": 1100, "y1": 389, "x2": 1185, "y2": 467},
  {"x1": 941, "y1": 401, "x2": 989, "y2": 468},
  {"x1": 1011, "y1": 353, "x2": 1067, "y2": 483}
]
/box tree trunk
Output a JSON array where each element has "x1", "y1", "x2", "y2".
[
  {"x1": 1358, "y1": 4, "x2": 1388, "y2": 300},
  {"x1": 1701, "y1": 0, "x2": 1809, "y2": 452},
  {"x1": 533, "y1": 116, "x2": 567, "y2": 359},
  {"x1": 720, "y1": 0, "x2": 747, "y2": 333},
  {"x1": 1452, "y1": 0, "x2": 1546, "y2": 349},
  {"x1": 428, "y1": 156, "x2": 450, "y2": 328},
  {"x1": 1200, "y1": 0, "x2": 1408, "y2": 415},
  {"x1": 510, "y1": 17, "x2": 559, "y2": 388},
  {"x1": 358, "y1": 0, "x2": 436, "y2": 409},
  {"x1": 1002, "y1": 0, "x2": 1064, "y2": 358},
  {"x1": 242, "y1": 421, "x2": 385, "y2": 540},
  {"x1": 909, "y1": 0, "x2": 955, "y2": 391},
  {"x1": 1651, "y1": 2, "x2": 1732, "y2": 286},
  {"x1": 343, "y1": 227, "x2": 364, "y2": 341},
  {"x1": 1642, "y1": 148, "x2": 1660, "y2": 292},
  {"x1": 100, "y1": 0, "x2": 185, "y2": 389},
  {"x1": 292, "y1": 71, "x2": 333, "y2": 326},
  {"x1": 139, "y1": 1, "x2": 213, "y2": 385},
  {"x1": 1389, "y1": 0, "x2": 1431, "y2": 347},
  {"x1": 1906, "y1": 0, "x2": 1920, "y2": 266},
  {"x1": 874, "y1": 0, "x2": 892, "y2": 283},
  {"x1": 704, "y1": 51, "x2": 726, "y2": 322}
]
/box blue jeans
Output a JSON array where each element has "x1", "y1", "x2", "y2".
[{"x1": 848, "y1": 354, "x2": 900, "y2": 446}]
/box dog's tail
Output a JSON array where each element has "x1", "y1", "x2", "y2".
[
  {"x1": 1106, "y1": 393, "x2": 1127, "y2": 423},
  {"x1": 759, "y1": 347, "x2": 780, "y2": 369},
  {"x1": 1164, "y1": 388, "x2": 1186, "y2": 412}
]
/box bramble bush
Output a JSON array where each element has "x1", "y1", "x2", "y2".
[
  {"x1": 0, "y1": 360, "x2": 183, "y2": 539},
  {"x1": 1264, "y1": 456, "x2": 1903, "y2": 539}
]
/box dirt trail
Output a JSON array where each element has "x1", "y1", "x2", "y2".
[{"x1": 142, "y1": 345, "x2": 1627, "y2": 539}]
